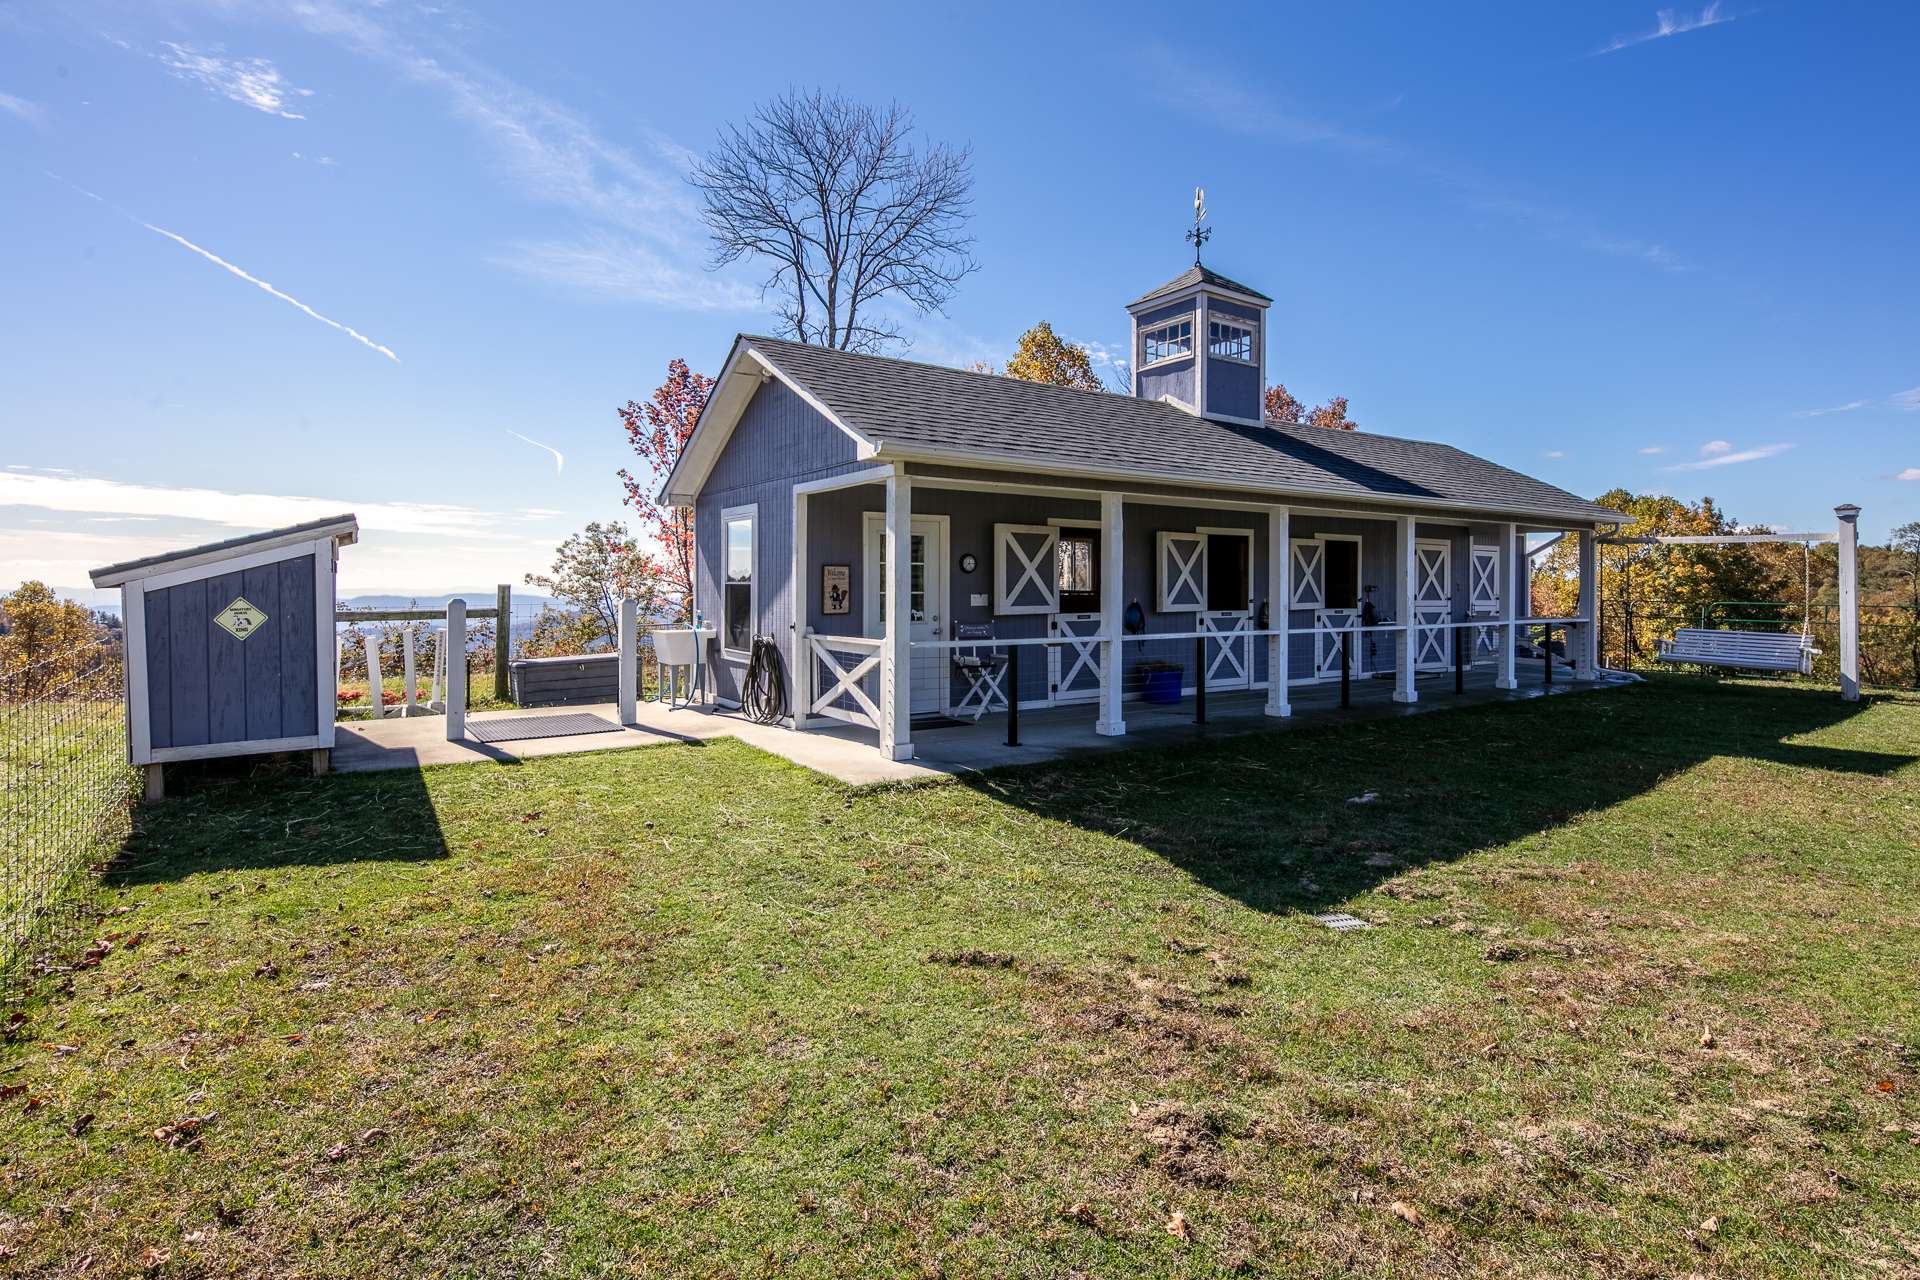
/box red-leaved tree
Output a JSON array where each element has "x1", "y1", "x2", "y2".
[{"x1": 618, "y1": 359, "x2": 714, "y2": 623}]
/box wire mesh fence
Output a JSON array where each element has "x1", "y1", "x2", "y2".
[{"x1": 1, "y1": 640, "x2": 137, "y2": 990}]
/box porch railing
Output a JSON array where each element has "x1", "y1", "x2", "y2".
[{"x1": 802, "y1": 632, "x2": 885, "y2": 729}]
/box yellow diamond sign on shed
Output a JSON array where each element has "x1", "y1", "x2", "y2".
[{"x1": 214, "y1": 596, "x2": 270, "y2": 641}]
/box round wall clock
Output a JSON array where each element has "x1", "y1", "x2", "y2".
[{"x1": 958, "y1": 552, "x2": 978, "y2": 573}]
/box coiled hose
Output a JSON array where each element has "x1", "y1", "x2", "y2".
[{"x1": 742, "y1": 633, "x2": 787, "y2": 724}]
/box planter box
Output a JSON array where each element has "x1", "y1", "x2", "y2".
[{"x1": 510, "y1": 653, "x2": 619, "y2": 707}]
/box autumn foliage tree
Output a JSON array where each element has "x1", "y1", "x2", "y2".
[
  {"x1": 1265, "y1": 382, "x2": 1359, "y2": 430},
  {"x1": 1003, "y1": 321, "x2": 1106, "y2": 390},
  {"x1": 618, "y1": 359, "x2": 713, "y2": 623},
  {"x1": 523, "y1": 521, "x2": 663, "y2": 655},
  {"x1": 1531, "y1": 490, "x2": 1785, "y2": 663},
  {"x1": 0, "y1": 581, "x2": 110, "y2": 697}
]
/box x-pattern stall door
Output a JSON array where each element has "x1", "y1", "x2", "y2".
[
  {"x1": 1049, "y1": 612, "x2": 1103, "y2": 704},
  {"x1": 1201, "y1": 613, "x2": 1252, "y2": 689},
  {"x1": 1315, "y1": 610, "x2": 1360, "y2": 680},
  {"x1": 1468, "y1": 543, "x2": 1501, "y2": 666},
  {"x1": 1414, "y1": 540, "x2": 1453, "y2": 671}
]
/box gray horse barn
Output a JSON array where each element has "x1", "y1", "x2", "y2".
[{"x1": 661, "y1": 260, "x2": 1622, "y2": 762}]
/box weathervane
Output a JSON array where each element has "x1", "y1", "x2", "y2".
[{"x1": 1185, "y1": 187, "x2": 1211, "y2": 265}]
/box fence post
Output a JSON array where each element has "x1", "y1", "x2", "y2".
[
  {"x1": 402, "y1": 628, "x2": 417, "y2": 715},
  {"x1": 1194, "y1": 634, "x2": 1207, "y2": 724},
  {"x1": 1340, "y1": 629, "x2": 1351, "y2": 709},
  {"x1": 363, "y1": 636, "x2": 385, "y2": 719},
  {"x1": 1454, "y1": 623, "x2": 1464, "y2": 694},
  {"x1": 494, "y1": 584, "x2": 511, "y2": 702},
  {"x1": 445, "y1": 599, "x2": 467, "y2": 742},
  {"x1": 1005, "y1": 644, "x2": 1020, "y2": 747},
  {"x1": 1543, "y1": 623, "x2": 1553, "y2": 685},
  {"x1": 617, "y1": 597, "x2": 638, "y2": 724}
]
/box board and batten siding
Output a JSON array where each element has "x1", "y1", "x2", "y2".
[
  {"x1": 693, "y1": 378, "x2": 867, "y2": 704},
  {"x1": 143, "y1": 552, "x2": 319, "y2": 749}
]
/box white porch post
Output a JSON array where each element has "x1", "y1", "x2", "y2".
[
  {"x1": 1394, "y1": 514, "x2": 1417, "y2": 703},
  {"x1": 1096, "y1": 491, "x2": 1126, "y2": 736},
  {"x1": 617, "y1": 597, "x2": 638, "y2": 723},
  {"x1": 1497, "y1": 522, "x2": 1519, "y2": 690},
  {"x1": 1575, "y1": 528, "x2": 1599, "y2": 680},
  {"x1": 1266, "y1": 505, "x2": 1291, "y2": 717},
  {"x1": 1836, "y1": 503, "x2": 1860, "y2": 701},
  {"x1": 881, "y1": 466, "x2": 914, "y2": 759},
  {"x1": 791, "y1": 488, "x2": 811, "y2": 729},
  {"x1": 444, "y1": 598, "x2": 466, "y2": 741}
]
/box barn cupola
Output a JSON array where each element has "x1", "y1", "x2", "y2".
[{"x1": 1127, "y1": 192, "x2": 1272, "y2": 426}]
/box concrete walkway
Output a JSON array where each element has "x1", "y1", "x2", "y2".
[
  {"x1": 333, "y1": 666, "x2": 1631, "y2": 786},
  {"x1": 332, "y1": 698, "x2": 938, "y2": 784}
]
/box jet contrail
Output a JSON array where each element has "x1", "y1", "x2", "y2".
[
  {"x1": 49, "y1": 172, "x2": 399, "y2": 362},
  {"x1": 507, "y1": 430, "x2": 564, "y2": 474}
]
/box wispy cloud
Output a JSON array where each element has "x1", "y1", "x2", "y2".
[
  {"x1": 1638, "y1": 445, "x2": 1667, "y2": 454},
  {"x1": 0, "y1": 90, "x2": 42, "y2": 124},
  {"x1": 1543, "y1": 450, "x2": 1566, "y2": 459},
  {"x1": 1802, "y1": 385, "x2": 1920, "y2": 416},
  {"x1": 270, "y1": 0, "x2": 741, "y2": 310},
  {"x1": 1664, "y1": 441, "x2": 1793, "y2": 471},
  {"x1": 506, "y1": 430, "x2": 564, "y2": 475},
  {"x1": 1137, "y1": 46, "x2": 1690, "y2": 273},
  {"x1": 51, "y1": 174, "x2": 398, "y2": 362},
  {"x1": 291, "y1": 151, "x2": 337, "y2": 167},
  {"x1": 493, "y1": 235, "x2": 757, "y2": 309},
  {"x1": 1594, "y1": 3, "x2": 1743, "y2": 56},
  {"x1": 0, "y1": 468, "x2": 542, "y2": 539},
  {"x1": 159, "y1": 42, "x2": 312, "y2": 119},
  {"x1": 1896, "y1": 467, "x2": 1920, "y2": 482}
]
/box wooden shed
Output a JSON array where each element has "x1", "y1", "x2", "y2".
[{"x1": 90, "y1": 514, "x2": 359, "y2": 799}]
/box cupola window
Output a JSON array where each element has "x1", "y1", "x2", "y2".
[
  {"x1": 1141, "y1": 317, "x2": 1194, "y2": 365},
  {"x1": 1208, "y1": 320, "x2": 1256, "y2": 364}
]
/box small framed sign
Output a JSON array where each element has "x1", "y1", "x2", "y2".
[{"x1": 821, "y1": 564, "x2": 851, "y2": 615}]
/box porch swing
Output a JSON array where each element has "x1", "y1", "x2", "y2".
[{"x1": 1619, "y1": 533, "x2": 1822, "y2": 676}]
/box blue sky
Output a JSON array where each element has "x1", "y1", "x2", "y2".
[{"x1": 3, "y1": 1, "x2": 1915, "y2": 594}]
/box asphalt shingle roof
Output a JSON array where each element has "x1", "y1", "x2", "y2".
[
  {"x1": 1128, "y1": 264, "x2": 1274, "y2": 308},
  {"x1": 745, "y1": 336, "x2": 1623, "y2": 526}
]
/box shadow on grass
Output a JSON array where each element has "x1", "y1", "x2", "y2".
[
  {"x1": 959, "y1": 679, "x2": 1909, "y2": 916},
  {"x1": 109, "y1": 754, "x2": 447, "y2": 885}
]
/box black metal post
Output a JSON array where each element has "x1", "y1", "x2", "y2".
[
  {"x1": 1454, "y1": 624, "x2": 1465, "y2": 694},
  {"x1": 1006, "y1": 644, "x2": 1020, "y2": 747},
  {"x1": 1194, "y1": 634, "x2": 1207, "y2": 724},
  {"x1": 1340, "y1": 629, "x2": 1351, "y2": 709},
  {"x1": 1542, "y1": 623, "x2": 1553, "y2": 685},
  {"x1": 1622, "y1": 601, "x2": 1634, "y2": 672}
]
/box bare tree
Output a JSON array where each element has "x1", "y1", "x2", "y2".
[{"x1": 689, "y1": 91, "x2": 977, "y2": 352}]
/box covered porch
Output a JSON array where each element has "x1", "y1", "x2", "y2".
[{"x1": 788, "y1": 461, "x2": 1607, "y2": 762}]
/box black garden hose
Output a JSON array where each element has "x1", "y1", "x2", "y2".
[{"x1": 743, "y1": 633, "x2": 787, "y2": 724}]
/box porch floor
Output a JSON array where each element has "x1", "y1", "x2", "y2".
[{"x1": 332, "y1": 663, "x2": 1632, "y2": 785}]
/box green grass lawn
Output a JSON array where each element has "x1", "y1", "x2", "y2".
[{"x1": 2, "y1": 678, "x2": 1916, "y2": 1277}]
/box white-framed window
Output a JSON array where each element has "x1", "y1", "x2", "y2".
[
  {"x1": 1141, "y1": 316, "x2": 1194, "y2": 365},
  {"x1": 721, "y1": 503, "x2": 756, "y2": 657},
  {"x1": 1201, "y1": 528, "x2": 1254, "y2": 612},
  {"x1": 1207, "y1": 319, "x2": 1256, "y2": 364}
]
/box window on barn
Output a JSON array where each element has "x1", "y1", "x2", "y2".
[
  {"x1": 1324, "y1": 538, "x2": 1360, "y2": 610},
  {"x1": 1141, "y1": 317, "x2": 1194, "y2": 365},
  {"x1": 1056, "y1": 529, "x2": 1099, "y2": 613},
  {"x1": 722, "y1": 505, "x2": 756, "y2": 656},
  {"x1": 1207, "y1": 320, "x2": 1256, "y2": 364},
  {"x1": 1205, "y1": 531, "x2": 1251, "y2": 611}
]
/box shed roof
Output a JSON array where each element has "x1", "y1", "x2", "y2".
[
  {"x1": 726, "y1": 337, "x2": 1623, "y2": 526},
  {"x1": 89, "y1": 514, "x2": 359, "y2": 588}
]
